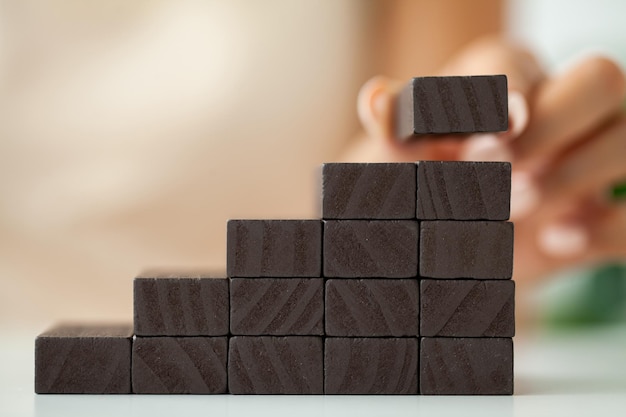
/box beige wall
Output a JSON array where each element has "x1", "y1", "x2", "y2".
[
  {"x1": 4, "y1": 0, "x2": 625, "y2": 333},
  {"x1": 0, "y1": 1, "x2": 370, "y2": 330}
]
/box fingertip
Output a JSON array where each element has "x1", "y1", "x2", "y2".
[
  {"x1": 537, "y1": 223, "x2": 589, "y2": 259},
  {"x1": 510, "y1": 171, "x2": 541, "y2": 220},
  {"x1": 506, "y1": 90, "x2": 529, "y2": 139},
  {"x1": 357, "y1": 77, "x2": 383, "y2": 123},
  {"x1": 460, "y1": 133, "x2": 513, "y2": 162}
]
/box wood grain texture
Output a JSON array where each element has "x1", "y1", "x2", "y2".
[
  {"x1": 227, "y1": 220, "x2": 322, "y2": 277},
  {"x1": 324, "y1": 338, "x2": 418, "y2": 394},
  {"x1": 420, "y1": 280, "x2": 515, "y2": 337},
  {"x1": 395, "y1": 75, "x2": 508, "y2": 140},
  {"x1": 417, "y1": 161, "x2": 511, "y2": 220},
  {"x1": 325, "y1": 279, "x2": 419, "y2": 336},
  {"x1": 420, "y1": 337, "x2": 513, "y2": 395},
  {"x1": 323, "y1": 220, "x2": 419, "y2": 278},
  {"x1": 230, "y1": 278, "x2": 323, "y2": 336},
  {"x1": 420, "y1": 221, "x2": 513, "y2": 279},
  {"x1": 228, "y1": 336, "x2": 323, "y2": 394},
  {"x1": 322, "y1": 163, "x2": 416, "y2": 219},
  {"x1": 132, "y1": 337, "x2": 227, "y2": 394},
  {"x1": 35, "y1": 323, "x2": 132, "y2": 394},
  {"x1": 134, "y1": 272, "x2": 229, "y2": 336}
]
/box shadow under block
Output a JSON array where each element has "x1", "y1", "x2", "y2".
[
  {"x1": 230, "y1": 278, "x2": 323, "y2": 336},
  {"x1": 323, "y1": 220, "x2": 419, "y2": 278},
  {"x1": 132, "y1": 337, "x2": 227, "y2": 394},
  {"x1": 417, "y1": 161, "x2": 511, "y2": 220},
  {"x1": 35, "y1": 324, "x2": 132, "y2": 394},
  {"x1": 395, "y1": 75, "x2": 508, "y2": 140},
  {"x1": 325, "y1": 279, "x2": 419, "y2": 336},
  {"x1": 420, "y1": 221, "x2": 513, "y2": 279},
  {"x1": 227, "y1": 220, "x2": 322, "y2": 277},
  {"x1": 134, "y1": 272, "x2": 229, "y2": 336},
  {"x1": 324, "y1": 338, "x2": 419, "y2": 395},
  {"x1": 322, "y1": 163, "x2": 416, "y2": 219},
  {"x1": 228, "y1": 336, "x2": 323, "y2": 394},
  {"x1": 420, "y1": 280, "x2": 515, "y2": 337},
  {"x1": 420, "y1": 337, "x2": 513, "y2": 395}
]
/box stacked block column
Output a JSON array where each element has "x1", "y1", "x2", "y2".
[
  {"x1": 322, "y1": 163, "x2": 420, "y2": 394},
  {"x1": 417, "y1": 161, "x2": 514, "y2": 395},
  {"x1": 132, "y1": 271, "x2": 229, "y2": 394},
  {"x1": 227, "y1": 220, "x2": 324, "y2": 394}
]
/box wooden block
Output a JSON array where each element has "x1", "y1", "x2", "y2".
[
  {"x1": 35, "y1": 324, "x2": 132, "y2": 394},
  {"x1": 230, "y1": 278, "x2": 324, "y2": 336},
  {"x1": 132, "y1": 337, "x2": 227, "y2": 394},
  {"x1": 420, "y1": 337, "x2": 513, "y2": 395},
  {"x1": 323, "y1": 220, "x2": 419, "y2": 278},
  {"x1": 324, "y1": 338, "x2": 418, "y2": 394},
  {"x1": 322, "y1": 163, "x2": 416, "y2": 219},
  {"x1": 228, "y1": 336, "x2": 323, "y2": 394},
  {"x1": 420, "y1": 221, "x2": 513, "y2": 279},
  {"x1": 325, "y1": 279, "x2": 419, "y2": 336},
  {"x1": 134, "y1": 271, "x2": 229, "y2": 336},
  {"x1": 395, "y1": 75, "x2": 508, "y2": 140},
  {"x1": 420, "y1": 280, "x2": 515, "y2": 337},
  {"x1": 227, "y1": 220, "x2": 322, "y2": 277},
  {"x1": 417, "y1": 161, "x2": 511, "y2": 220}
]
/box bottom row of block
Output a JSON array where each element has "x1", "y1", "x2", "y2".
[{"x1": 35, "y1": 324, "x2": 513, "y2": 395}]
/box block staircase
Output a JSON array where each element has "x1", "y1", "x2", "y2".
[{"x1": 35, "y1": 75, "x2": 514, "y2": 396}]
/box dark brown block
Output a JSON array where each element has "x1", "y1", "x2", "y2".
[
  {"x1": 132, "y1": 337, "x2": 227, "y2": 394},
  {"x1": 134, "y1": 271, "x2": 228, "y2": 336},
  {"x1": 420, "y1": 280, "x2": 515, "y2": 337},
  {"x1": 324, "y1": 220, "x2": 419, "y2": 278},
  {"x1": 324, "y1": 338, "x2": 418, "y2": 394},
  {"x1": 228, "y1": 336, "x2": 323, "y2": 394},
  {"x1": 420, "y1": 337, "x2": 513, "y2": 395},
  {"x1": 322, "y1": 163, "x2": 416, "y2": 219},
  {"x1": 230, "y1": 278, "x2": 323, "y2": 336},
  {"x1": 35, "y1": 324, "x2": 132, "y2": 394},
  {"x1": 420, "y1": 221, "x2": 513, "y2": 279},
  {"x1": 227, "y1": 220, "x2": 322, "y2": 277},
  {"x1": 417, "y1": 161, "x2": 511, "y2": 220},
  {"x1": 395, "y1": 75, "x2": 508, "y2": 140},
  {"x1": 325, "y1": 279, "x2": 419, "y2": 336}
]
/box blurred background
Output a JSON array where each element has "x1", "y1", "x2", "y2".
[{"x1": 1, "y1": 0, "x2": 625, "y2": 334}]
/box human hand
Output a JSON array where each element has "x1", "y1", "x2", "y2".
[{"x1": 349, "y1": 37, "x2": 626, "y2": 287}]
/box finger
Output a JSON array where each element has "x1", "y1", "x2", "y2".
[
  {"x1": 442, "y1": 38, "x2": 542, "y2": 160},
  {"x1": 538, "y1": 116, "x2": 626, "y2": 221},
  {"x1": 513, "y1": 55, "x2": 626, "y2": 170},
  {"x1": 513, "y1": 202, "x2": 626, "y2": 287},
  {"x1": 443, "y1": 38, "x2": 543, "y2": 142},
  {"x1": 537, "y1": 202, "x2": 626, "y2": 261},
  {"x1": 442, "y1": 38, "x2": 539, "y2": 141},
  {"x1": 440, "y1": 36, "x2": 545, "y2": 95},
  {"x1": 511, "y1": 115, "x2": 626, "y2": 222}
]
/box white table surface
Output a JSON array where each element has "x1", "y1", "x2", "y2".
[{"x1": 2, "y1": 326, "x2": 626, "y2": 417}]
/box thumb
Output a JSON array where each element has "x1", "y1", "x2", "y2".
[{"x1": 357, "y1": 76, "x2": 403, "y2": 143}]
